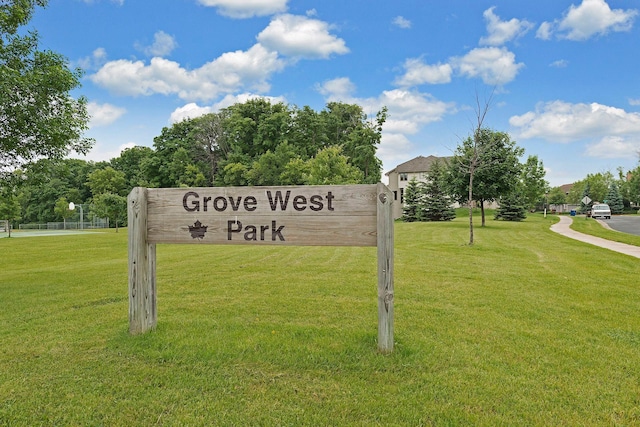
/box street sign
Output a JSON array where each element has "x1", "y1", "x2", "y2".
[{"x1": 582, "y1": 196, "x2": 592, "y2": 205}]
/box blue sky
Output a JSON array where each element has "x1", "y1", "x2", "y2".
[{"x1": 31, "y1": 0, "x2": 640, "y2": 187}]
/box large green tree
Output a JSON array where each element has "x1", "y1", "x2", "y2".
[
  {"x1": 449, "y1": 128, "x2": 524, "y2": 228},
  {"x1": 86, "y1": 166, "x2": 127, "y2": 197},
  {"x1": 520, "y1": 155, "x2": 548, "y2": 211},
  {"x1": 0, "y1": 0, "x2": 93, "y2": 177}
]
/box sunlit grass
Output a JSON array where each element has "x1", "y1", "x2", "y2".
[
  {"x1": 1, "y1": 215, "x2": 639, "y2": 425},
  {"x1": 569, "y1": 215, "x2": 640, "y2": 247}
]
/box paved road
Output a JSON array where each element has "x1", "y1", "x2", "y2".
[
  {"x1": 599, "y1": 215, "x2": 640, "y2": 236},
  {"x1": 551, "y1": 216, "x2": 640, "y2": 259}
]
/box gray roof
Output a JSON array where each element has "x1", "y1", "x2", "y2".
[{"x1": 386, "y1": 155, "x2": 451, "y2": 175}]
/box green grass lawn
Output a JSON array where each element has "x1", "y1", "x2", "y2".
[
  {"x1": 1, "y1": 215, "x2": 640, "y2": 426},
  {"x1": 570, "y1": 215, "x2": 640, "y2": 247}
]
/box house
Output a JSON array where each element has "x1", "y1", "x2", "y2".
[{"x1": 385, "y1": 155, "x2": 451, "y2": 219}]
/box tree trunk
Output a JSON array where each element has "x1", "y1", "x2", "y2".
[{"x1": 481, "y1": 199, "x2": 486, "y2": 227}]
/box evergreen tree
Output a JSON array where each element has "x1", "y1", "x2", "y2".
[
  {"x1": 422, "y1": 160, "x2": 455, "y2": 221},
  {"x1": 402, "y1": 178, "x2": 423, "y2": 222},
  {"x1": 494, "y1": 193, "x2": 527, "y2": 221},
  {"x1": 606, "y1": 182, "x2": 624, "y2": 214}
]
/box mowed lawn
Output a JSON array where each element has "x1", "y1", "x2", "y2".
[{"x1": 1, "y1": 214, "x2": 639, "y2": 426}]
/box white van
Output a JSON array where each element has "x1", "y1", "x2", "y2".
[{"x1": 591, "y1": 203, "x2": 611, "y2": 219}]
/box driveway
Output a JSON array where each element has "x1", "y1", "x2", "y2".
[{"x1": 597, "y1": 215, "x2": 640, "y2": 236}]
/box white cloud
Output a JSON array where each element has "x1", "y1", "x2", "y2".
[
  {"x1": 536, "y1": 22, "x2": 554, "y2": 40},
  {"x1": 75, "y1": 48, "x2": 107, "y2": 71},
  {"x1": 257, "y1": 14, "x2": 349, "y2": 60},
  {"x1": 316, "y1": 78, "x2": 455, "y2": 135},
  {"x1": 90, "y1": 44, "x2": 284, "y2": 101},
  {"x1": 168, "y1": 93, "x2": 287, "y2": 123},
  {"x1": 169, "y1": 103, "x2": 214, "y2": 124},
  {"x1": 87, "y1": 101, "x2": 126, "y2": 127},
  {"x1": 539, "y1": 0, "x2": 638, "y2": 41},
  {"x1": 197, "y1": 0, "x2": 288, "y2": 18},
  {"x1": 379, "y1": 133, "x2": 415, "y2": 174},
  {"x1": 392, "y1": 16, "x2": 412, "y2": 29},
  {"x1": 394, "y1": 58, "x2": 452, "y2": 87},
  {"x1": 630, "y1": 98, "x2": 640, "y2": 106},
  {"x1": 509, "y1": 101, "x2": 640, "y2": 143},
  {"x1": 316, "y1": 77, "x2": 356, "y2": 99},
  {"x1": 380, "y1": 89, "x2": 456, "y2": 131},
  {"x1": 136, "y1": 31, "x2": 178, "y2": 57},
  {"x1": 479, "y1": 7, "x2": 534, "y2": 46},
  {"x1": 550, "y1": 59, "x2": 569, "y2": 68},
  {"x1": 453, "y1": 47, "x2": 524, "y2": 85},
  {"x1": 586, "y1": 136, "x2": 640, "y2": 159}
]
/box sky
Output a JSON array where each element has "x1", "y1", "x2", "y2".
[{"x1": 30, "y1": 0, "x2": 640, "y2": 187}]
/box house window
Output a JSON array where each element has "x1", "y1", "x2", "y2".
[
  {"x1": 393, "y1": 190, "x2": 397, "y2": 201},
  {"x1": 400, "y1": 188, "x2": 404, "y2": 203},
  {"x1": 400, "y1": 173, "x2": 408, "y2": 181}
]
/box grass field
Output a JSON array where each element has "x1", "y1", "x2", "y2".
[
  {"x1": 570, "y1": 215, "x2": 640, "y2": 247},
  {"x1": 1, "y1": 214, "x2": 639, "y2": 425}
]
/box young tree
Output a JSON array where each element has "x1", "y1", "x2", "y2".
[
  {"x1": 0, "y1": 0, "x2": 93, "y2": 177},
  {"x1": 448, "y1": 92, "x2": 498, "y2": 244},
  {"x1": 401, "y1": 178, "x2": 423, "y2": 222},
  {"x1": 54, "y1": 196, "x2": 74, "y2": 228},
  {"x1": 91, "y1": 192, "x2": 126, "y2": 232}
]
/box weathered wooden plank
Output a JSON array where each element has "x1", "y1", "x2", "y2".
[
  {"x1": 376, "y1": 182, "x2": 394, "y2": 353},
  {"x1": 128, "y1": 187, "x2": 157, "y2": 334},
  {"x1": 148, "y1": 214, "x2": 377, "y2": 246},
  {"x1": 147, "y1": 185, "x2": 378, "y2": 217},
  {"x1": 146, "y1": 184, "x2": 378, "y2": 246}
]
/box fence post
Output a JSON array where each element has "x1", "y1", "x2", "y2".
[
  {"x1": 377, "y1": 183, "x2": 394, "y2": 353},
  {"x1": 128, "y1": 187, "x2": 157, "y2": 334}
]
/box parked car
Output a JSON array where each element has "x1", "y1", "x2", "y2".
[{"x1": 591, "y1": 203, "x2": 611, "y2": 219}]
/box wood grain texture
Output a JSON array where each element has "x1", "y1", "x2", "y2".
[
  {"x1": 146, "y1": 185, "x2": 378, "y2": 246},
  {"x1": 377, "y1": 182, "x2": 394, "y2": 353},
  {"x1": 128, "y1": 187, "x2": 157, "y2": 334}
]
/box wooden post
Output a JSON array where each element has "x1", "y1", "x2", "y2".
[
  {"x1": 128, "y1": 187, "x2": 157, "y2": 334},
  {"x1": 377, "y1": 183, "x2": 394, "y2": 353}
]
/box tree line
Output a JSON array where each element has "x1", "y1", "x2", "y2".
[{"x1": 0, "y1": 99, "x2": 387, "y2": 228}]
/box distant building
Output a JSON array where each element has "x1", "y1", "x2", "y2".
[
  {"x1": 385, "y1": 155, "x2": 451, "y2": 219},
  {"x1": 559, "y1": 183, "x2": 573, "y2": 196}
]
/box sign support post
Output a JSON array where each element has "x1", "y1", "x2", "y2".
[
  {"x1": 376, "y1": 183, "x2": 394, "y2": 353},
  {"x1": 128, "y1": 187, "x2": 157, "y2": 334}
]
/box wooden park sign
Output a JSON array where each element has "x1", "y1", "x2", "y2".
[{"x1": 128, "y1": 183, "x2": 395, "y2": 352}]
